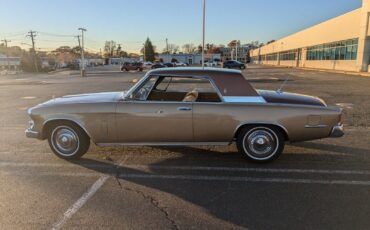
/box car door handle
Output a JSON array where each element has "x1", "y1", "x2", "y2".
[{"x1": 177, "y1": 107, "x2": 192, "y2": 111}]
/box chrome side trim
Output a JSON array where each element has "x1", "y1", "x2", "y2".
[
  {"x1": 96, "y1": 142, "x2": 230, "y2": 147},
  {"x1": 304, "y1": 124, "x2": 328, "y2": 128},
  {"x1": 223, "y1": 96, "x2": 266, "y2": 103}
]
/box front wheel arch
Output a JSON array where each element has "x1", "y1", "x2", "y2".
[
  {"x1": 42, "y1": 119, "x2": 91, "y2": 141},
  {"x1": 44, "y1": 120, "x2": 90, "y2": 160}
]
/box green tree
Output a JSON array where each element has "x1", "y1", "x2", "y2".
[{"x1": 142, "y1": 37, "x2": 155, "y2": 62}]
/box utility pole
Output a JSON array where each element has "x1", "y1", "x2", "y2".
[
  {"x1": 1, "y1": 38, "x2": 11, "y2": 71},
  {"x1": 202, "y1": 0, "x2": 206, "y2": 69},
  {"x1": 166, "y1": 38, "x2": 169, "y2": 54},
  {"x1": 78, "y1": 28, "x2": 87, "y2": 76},
  {"x1": 76, "y1": 35, "x2": 81, "y2": 49},
  {"x1": 27, "y1": 30, "x2": 38, "y2": 72}
]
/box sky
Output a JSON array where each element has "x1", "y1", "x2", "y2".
[{"x1": 0, "y1": 0, "x2": 362, "y2": 53}]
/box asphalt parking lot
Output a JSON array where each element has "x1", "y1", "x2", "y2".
[{"x1": 0, "y1": 65, "x2": 369, "y2": 230}]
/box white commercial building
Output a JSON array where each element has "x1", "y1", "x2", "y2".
[
  {"x1": 250, "y1": 0, "x2": 370, "y2": 73},
  {"x1": 0, "y1": 55, "x2": 21, "y2": 70},
  {"x1": 158, "y1": 53, "x2": 221, "y2": 65}
]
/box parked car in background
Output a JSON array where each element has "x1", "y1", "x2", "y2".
[
  {"x1": 151, "y1": 63, "x2": 166, "y2": 69},
  {"x1": 205, "y1": 61, "x2": 217, "y2": 67},
  {"x1": 223, "y1": 60, "x2": 246, "y2": 69},
  {"x1": 163, "y1": 62, "x2": 175, "y2": 67},
  {"x1": 174, "y1": 62, "x2": 188, "y2": 67},
  {"x1": 143, "y1": 62, "x2": 153, "y2": 68},
  {"x1": 121, "y1": 62, "x2": 143, "y2": 72},
  {"x1": 26, "y1": 68, "x2": 343, "y2": 163}
]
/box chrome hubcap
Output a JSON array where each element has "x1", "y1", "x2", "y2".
[
  {"x1": 244, "y1": 128, "x2": 277, "y2": 159},
  {"x1": 52, "y1": 126, "x2": 79, "y2": 156}
]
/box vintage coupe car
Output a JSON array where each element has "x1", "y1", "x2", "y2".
[{"x1": 26, "y1": 68, "x2": 344, "y2": 162}]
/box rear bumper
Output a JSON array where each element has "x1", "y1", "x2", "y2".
[
  {"x1": 330, "y1": 124, "x2": 344, "y2": 138},
  {"x1": 25, "y1": 128, "x2": 40, "y2": 139}
]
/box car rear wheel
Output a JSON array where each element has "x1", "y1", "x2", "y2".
[
  {"x1": 48, "y1": 123, "x2": 90, "y2": 160},
  {"x1": 237, "y1": 126, "x2": 284, "y2": 163}
]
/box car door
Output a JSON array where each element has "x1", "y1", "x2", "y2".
[
  {"x1": 193, "y1": 102, "x2": 236, "y2": 142},
  {"x1": 115, "y1": 75, "x2": 193, "y2": 143}
]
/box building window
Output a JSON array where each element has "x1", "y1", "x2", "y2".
[
  {"x1": 279, "y1": 49, "x2": 297, "y2": 61},
  {"x1": 306, "y1": 38, "x2": 358, "y2": 61},
  {"x1": 266, "y1": 53, "x2": 278, "y2": 61}
]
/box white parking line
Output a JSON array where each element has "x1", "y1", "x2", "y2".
[
  {"x1": 1, "y1": 162, "x2": 370, "y2": 175},
  {"x1": 51, "y1": 155, "x2": 129, "y2": 229},
  {"x1": 52, "y1": 175, "x2": 109, "y2": 230}
]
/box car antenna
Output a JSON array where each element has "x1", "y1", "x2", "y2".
[{"x1": 277, "y1": 74, "x2": 291, "y2": 93}]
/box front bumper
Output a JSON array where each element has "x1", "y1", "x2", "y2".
[
  {"x1": 25, "y1": 128, "x2": 40, "y2": 139},
  {"x1": 330, "y1": 124, "x2": 344, "y2": 138}
]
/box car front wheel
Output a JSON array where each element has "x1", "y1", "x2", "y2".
[
  {"x1": 48, "y1": 123, "x2": 90, "y2": 160},
  {"x1": 237, "y1": 126, "x2": 284, "y2": 163}
]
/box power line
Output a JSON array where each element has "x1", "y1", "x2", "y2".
[
  {"x1": 36, "y1": 39, "x2": 76, "y2": 43},
  {"x1": 0, "y1": 31, "x2": 27, "y2": 38},
  {"x1": 37, "y1": 31, "x2": 77, "y2": 37}
]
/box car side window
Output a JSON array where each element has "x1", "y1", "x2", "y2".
[
  {"x1": 131, "y1": 76, "x2": 158, "y2": 101},
  {"x1": 146, "y1": 76, "x2": 221, "y2": 103}
]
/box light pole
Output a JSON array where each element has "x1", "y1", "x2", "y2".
[
  {"x1": 202, "y1": 0, "x2": 206, "y2": 69},
  {"x1": 78, "y1": 28, "x2": 87, "y2": 76},
  {"x1": 235, "y1": 41, "x2": 238, "y2": 61}
]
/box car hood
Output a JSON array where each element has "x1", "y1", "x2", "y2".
[
  {"x1": 39, "y1": 92, "x2": 124, "y2": 106},
  {"x1": 257, "y1": 90, "x2": 327, "y2": 107}
]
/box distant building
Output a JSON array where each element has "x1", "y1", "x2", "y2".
[
  {"x1": 250, "y1": 0, "x2": 370, "y2": 73},
  {"x1": 76, "y1": 58, "x2": 105, "y2": 67},
  {"x1": 158, "y1": 53, "x2": 221, "y2": 65},
  {"x1": 0, "y1": 54, "x2": 21, "y2": 70},
  {"x1": 220, "y1": 45, "x2": 251, "y2": 63}
]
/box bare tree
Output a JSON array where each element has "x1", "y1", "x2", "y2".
[
  {"x1": 163, "y1": 43, "x2": 179, "y2": 54},
  {"x1": 182, "y1": 44, "x2": 196, "y2": 53},
  {"x1": 104, "y1": 41, "x2": 116, "y2": 58}
]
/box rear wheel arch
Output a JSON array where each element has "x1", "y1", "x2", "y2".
[{"x1": 234, "y1": 123, "x2": 289, "y2": 142}]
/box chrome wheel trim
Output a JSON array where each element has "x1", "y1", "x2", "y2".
[
  {"x1": 242, "y1": 127, "x2": 279, "y2": 161},
  {"x1": 51, "y1": 126, "x2": 80, "y2": 157}
]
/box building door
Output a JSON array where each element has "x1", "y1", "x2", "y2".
[{"x1": 188, "y1": 59, "x2": 193, "y2": 65}]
